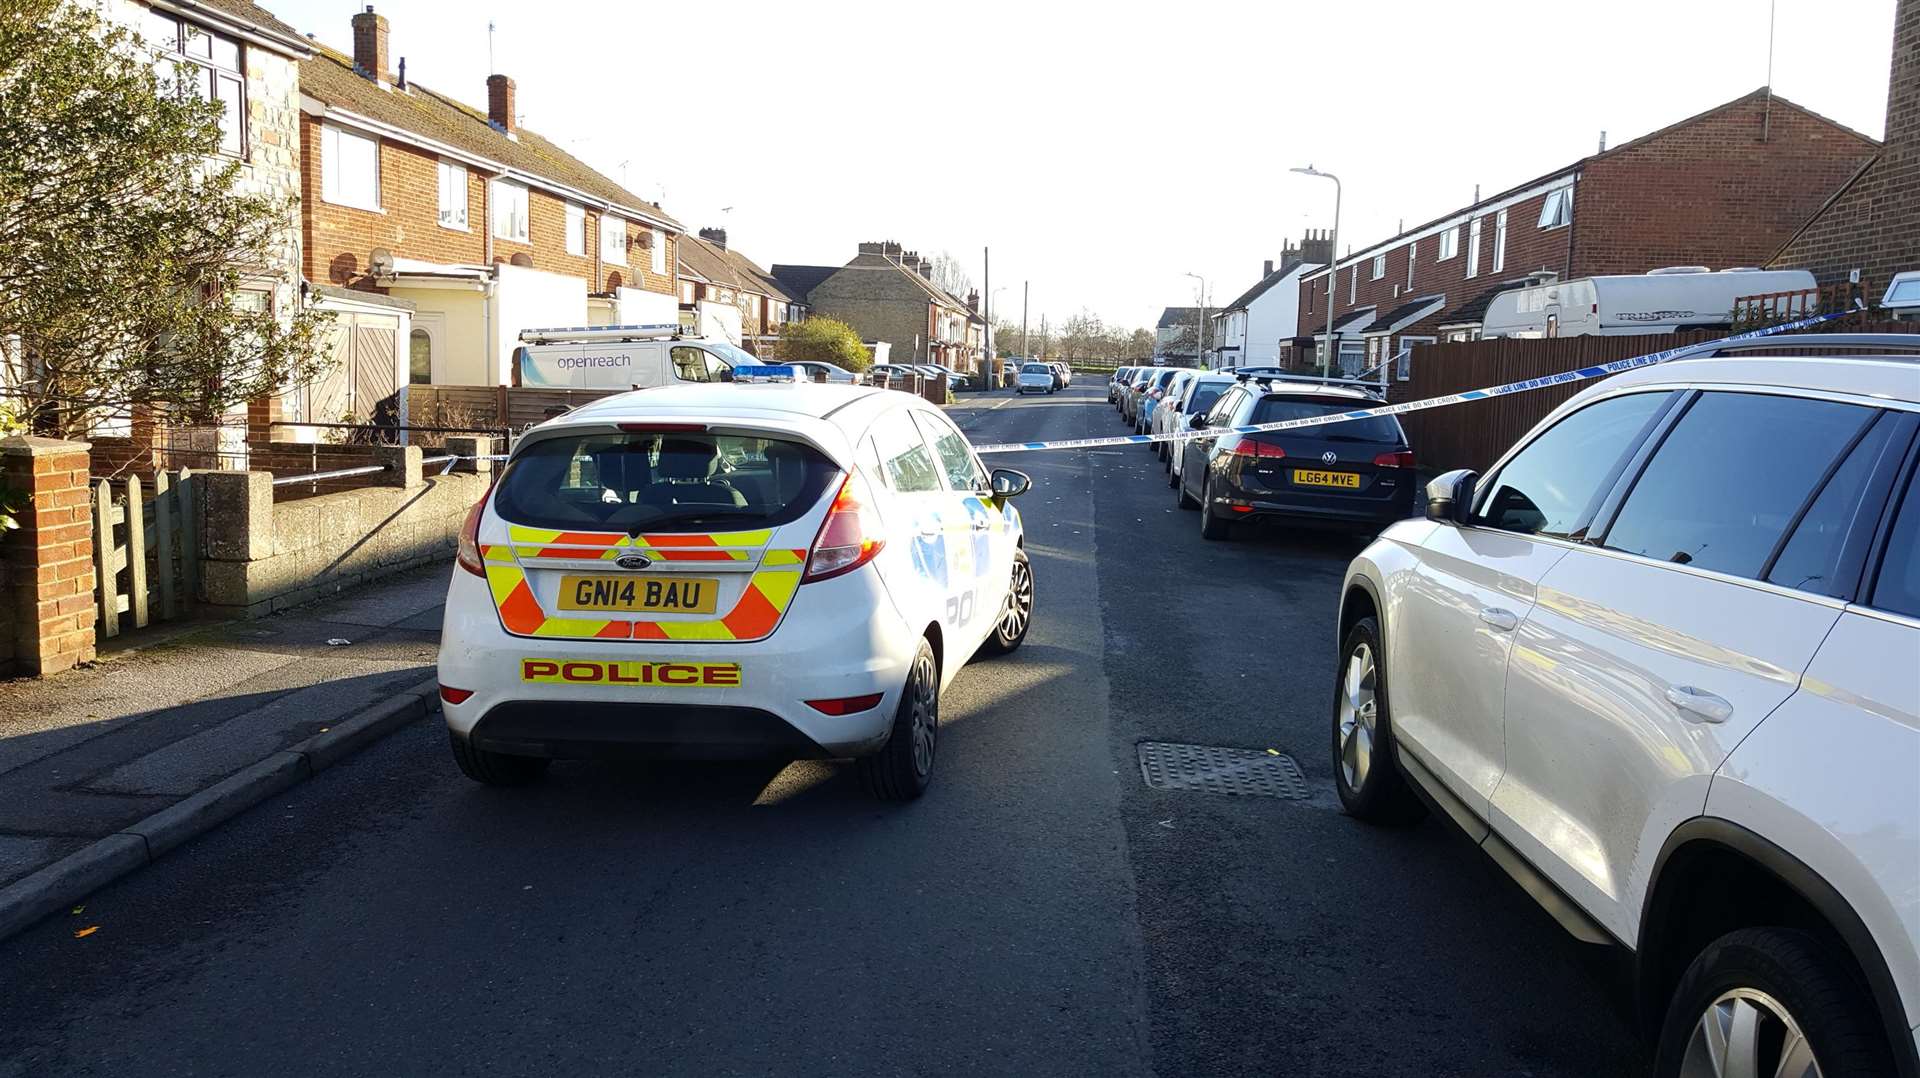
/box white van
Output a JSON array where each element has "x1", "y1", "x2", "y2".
[
  {"x1": 514, "y1": 325, "x2": 762, "y2": 390},
  {"x1": 1481, "y1": 268, "x2": 1818, "y2": 338}
]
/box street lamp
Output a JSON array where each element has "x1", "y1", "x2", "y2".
[
  {"x1": 1183, "y1": 272, "x2": 1207, "y2": 369},
  {"x1": 1291, "y1": 165, "x2": 1341, "y2": 378}
]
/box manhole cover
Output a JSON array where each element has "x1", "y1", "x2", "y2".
[{"x1": 1137, "y1": 742, "x2": 1309, "y2": 799}]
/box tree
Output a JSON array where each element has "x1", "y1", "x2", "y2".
[
  {"x1": 927, "y1": 252, "x2": 973, "y2": 300},
  {"x1": 0, "y1": 0, "x2": 331, "y2": 436},
  {"x1": 1125, "y1": 328, "x2": 1155, "y2": 362},
  {"x1": 991, "y1": 317, "x2": 1025, "y2": 357},
  {"x1": 770, "y1": 316, "x2": 873, "y2": 371}
]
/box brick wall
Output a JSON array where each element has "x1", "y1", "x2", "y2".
[
  {"x1": 1773, "y1": 0, "x2": 1918, "y2": 287},
  {"x1": 301, "y1": 116, "x2": 679, "y2": 297},
  {"x1": 1574, "y1": 93, "x2": 1878, "y2": 276}
]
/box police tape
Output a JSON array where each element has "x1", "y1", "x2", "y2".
[{"x1": 966, "y1": 311, "x2": 1848, "y2": 456}]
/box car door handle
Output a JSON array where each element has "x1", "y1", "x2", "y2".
[
  {"x1": 1478, "y1": 607, "x2": 1520, "y2": 632},
  {"x1": 917, "y1": 526, "x2": 940, "y2": 538},
  {"x1": 969, "y1": 518, "x2": 991, "y2": 531},
  {"x1": 1665, "y1": 686, "x2": 1734, "y2": 724}
]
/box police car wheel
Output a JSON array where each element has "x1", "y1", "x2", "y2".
[
  {"x1": 977, "y1": 548, "x2": 1034, "y2": 658},
  {"x1": 857, "y1": 638, "x2": 939, "y2": 801},
  {"x1": 448, "y1": 732, "x2": 551, "y2": 787}
]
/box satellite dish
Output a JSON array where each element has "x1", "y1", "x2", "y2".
[
  {"x1": 510, "y1": 252, "x2": 534, "y2": 267},
  {"x1": 368, "y1": 247, "x2": 396, "y2": 276}
]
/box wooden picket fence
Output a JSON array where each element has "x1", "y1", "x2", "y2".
[{"x1": 92, "y1": 468, "x2": 200, "y2": 639}]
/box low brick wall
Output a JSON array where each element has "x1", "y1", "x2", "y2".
[{"x1": 198, "y1": 445, "x2": 491, "y2": 617}]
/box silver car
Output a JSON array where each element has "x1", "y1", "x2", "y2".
[{"x1": 1158, "y1": 372, "x2": 1237, "y2": 488}]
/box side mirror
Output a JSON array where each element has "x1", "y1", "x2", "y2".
[
  {"x1": 1425, "y1": 469, "x2": 1479, "y2": 525},
  {"x1": 989, "y1": 468, "x2": 1032, "y2": 500},
  {"x1": 1188, "y1": 414, "x2": 1208, "y2": 430}
]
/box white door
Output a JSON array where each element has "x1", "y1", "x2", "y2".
[
  {"x1": 915, "y1": 409, "x2": 1006, "y2": 656},
  {"x1": 1395, "y1": 389, "x2": 1677, "y2": 817},
  {"x1": 1492, "y1": 392, "x2": 1891, "y2": 941},
  {"x1": 864, "y1": 407, "x2": 968, "y2": 672}
]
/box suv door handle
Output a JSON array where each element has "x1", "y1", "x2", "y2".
[
  {"x1": 1665, "y1": 686, "x2": 1734, "y2": 724},
  {"x1": 1478, "y1": 607, "x2": 1520, "y2": 632}
]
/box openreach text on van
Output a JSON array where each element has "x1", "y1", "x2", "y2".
[{"x1": 555, "y1": 354, "x2": 632, "y2": 369}]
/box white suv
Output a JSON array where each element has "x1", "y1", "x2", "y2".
[
  {"x1": 437, "y1": 382, "x2": 1034, "y2": 800},
  {"x1": 1334, "y1": 335, "x2": 1919, "y2": 1076}
]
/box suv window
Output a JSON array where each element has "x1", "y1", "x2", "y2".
[
  {"x1": 1602, "y1": 393, "x2": 1875, "y2": 578},
  {"x1": 1869, "y1": 461, "x2": 1920, "y2": 618},
  {"x1": 1476, "y1": 391, "x2": 1669, "y2": 538},
  {"x1": 1250, "y1": 395, "x2": 1404, "y2": 444},
  {"x1": 494, "y1": 432, "x2": 835, "y2": 532},
  {"x1": 914, "y1": 410, "x2": 989, "y2": 493},
  {"x1": 868, "y1": 408, "x2": 942, "y2": 493},
  {"x1": 1186, "y1": 382, "x2": 1227, "y2": 415},
  {"x1": 1765, "y1": 413, "x2": 1900, "y2": 596}
]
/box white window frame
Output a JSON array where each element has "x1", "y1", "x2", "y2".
[
  {"x1": 650, "y1": 228, "x2": 667, "y2": 275},
  {"x1": 1537, "y1": 187, "x2": 1572, "y2": 229},
  {"x1": 1406, "y1": 240, "x2": 1416, "y2": 288},
  {"x1": 1437, "y1": 226, "x2": 1459, "y2": 260},
  {"x1": 1466, "y1": 217, "x2": 1483, "y2": 278},
  {"x1": 1398, "y1": 335, "x2": 1433, "y2": 381},
  {"x1": 1492, "y1": 209, "x2": 1507, "y2": 273},
  {"x1": 600, "y1": 214, "x2": 626, "y2": 265},
  {"x1": 490, "y1": 179, "x2": 528, "y2": 243},
  {"x1": 436, "y1": 160, "x2": 467, "y2": 230},
  {"x1": 1349, "y1": 265, "x2": 1357, "y2": 303},
  {"x1": 320, "y1": 124, "x2": 380, "y2": 211},
  {"x1": 564, "y1": 203, "x2": 586, "y2": 257},
  {"x1": 1371, "y1": 254, "x2": 1386, "y2": 280}
]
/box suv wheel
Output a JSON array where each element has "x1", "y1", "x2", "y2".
[
  {"x1": 1199, "y1": 478, "x2": 1234, "y2": 540},
  {"x1": 449, "y1": 732, "x2": 551, "y2": 787},
  {"x1": 1330, "y1": 617, "x2": 1423, "y2": 823},
  {"x1": 977, "y1": 549, "x2": 1034, "y2": 658},
  {"x1": 857, "y1": 639, "x2": 939, "y2": 801},
  {"x1": 1656, "y1": 927, "x2": 1894, "y2": 1078}
]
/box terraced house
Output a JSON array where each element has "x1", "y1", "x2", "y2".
[
  {"x1": 778, "y1": 243, "x2": 985, "y2": 373},
  {"x1": 297, "y1": 5, "x2": 683, "y2": 414},
  {"x1": 676, "y1": 228, "x2": 807, "y2": 351}
]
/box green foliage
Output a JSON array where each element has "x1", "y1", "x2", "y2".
[
  {"x1": 0, "y1": 0, "x2": 333, "y2": 436},
  {"x1": 772, "y1": 317, "x2": 873, "y2": 371},
  {"x1": 0, "y1": 403, "x2": 25, "y2": 533}
]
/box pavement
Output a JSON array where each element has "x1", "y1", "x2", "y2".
[{"x1": 0, "y1": 384, "x2": 1642, "y2": 1077}]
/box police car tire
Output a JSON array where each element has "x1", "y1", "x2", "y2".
[
  {"x1": 448, "y1": 732, "x2": 551, "y2": 787},
  {"x1": 857, "y1": 638, "x2": 939, "y2": 801},
  {"x1": 978, "y1": 548, "x2": 1033, "y2": 658}
]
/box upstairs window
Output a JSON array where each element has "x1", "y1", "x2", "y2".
[
  {"x1": 565, "y1": 204, "x2": 586, "y2": 257},
  {"x1": 1537, "y1": 187, "x2": 1573, "y2": 229},
  {"x1": 1406, "y1": 241, "x2": 1416, "y2": 288},
  {"x1": 1437, "y1": 226, "x2": 1459, "y2": 260},
  {"x1": 1349, "y1": 265, "x2": 1357, "y2": 303},
  {"x1": 600, "y1": 215, "x2": 626, "y2": 265},
  {"x1": 1371, "y1": 255, "x2": 1386, "y2": 280},
  {"x1": 1492, "y1": 209, "x2": 1508, "y2": 273},
  {"x1": 320, "y1": 124, "x2": 379, "y2": 210},
  {"x1": 651, "y1": 228, "x2": 667, "y2": 275},
  {"x1": 1466, "y1": 217, "x2": 1483, "y2": 278},
  {"x1": 491, "y1": 179, "x2": 528, "y2": 243},
  {"x1": 436, "y1": 161, "x2": 467, "y2": 229},
  {"x1": 145, "y1": 11, "x2": 246, "y2": 157}
]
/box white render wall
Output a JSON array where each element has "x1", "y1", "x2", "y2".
[{"x1": 1242, "y1": 264, "x2": 1321, "y2": 367}]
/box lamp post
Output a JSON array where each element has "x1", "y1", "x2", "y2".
[
  {"x1": 1291, "y1": 165, "x2": 1341, "y2": 378},
  {"x1": 1183, "y1": 272, "x2": 1207, "y2": 369}
]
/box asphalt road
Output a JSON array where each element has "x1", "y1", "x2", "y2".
[{"x1": 0, "y1": 382, "x2": 1640, "y2": 1077}]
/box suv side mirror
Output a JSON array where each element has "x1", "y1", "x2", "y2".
[
  {"x1": 1425, "y1": 469, "x2": 1479, "y2": 525},
  {"x1": 989, "y1": 468, "x2": 1032, "y2": 500},
  {"x1": 1188, "y1": 414, "x2": 1208, "y2": 430}
]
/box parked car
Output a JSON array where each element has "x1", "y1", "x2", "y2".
[
  {"x1": 1135, "y1": 369, "x2": 1181, "y2": 434},
  {"x1": 1333, "y1": 334, "x2": 1920, "y2": 1077},
  {"x1": 437, "y1": 381, "x2": 1036, "y2": 801},
  {"x1": 1121, "y1": 370, "x2": 1154, "y2": 423},
  {"x1": 1017, "y1": 362, "x2": 1057, "y2": 394},
  {"x1": 788, "y1": 361, "x2": 858, "y2": 384},
  {"x1": 922, "y1": 363, "x2": 969, "y2": 390},
  {"x1": 1174, "y1": 381, "x2": 1414, "y2": 538},
  {"x1": 1110, "y1": 367, "x2": 1136, "y2": 406},
  {"x1": 1159, "y1": 373, "x2": 1236, "y2": 487},
  {"x1": 1147, "y1": 371, "x2": 1194, "y2": 453},
  {"x1": 1048, "y1": 362, "x2": 1071, "y2": 389}
]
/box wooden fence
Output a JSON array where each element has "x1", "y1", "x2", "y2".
[
  {"x1": 92, "y1": 469, "x2": 199, "y2": 639},
  {"x1": 1398, "y1": 322, "x2": 1920, "y2": 474},
  {"x1": 400, "y1": 385, "x2": 622, "y2": 441}
]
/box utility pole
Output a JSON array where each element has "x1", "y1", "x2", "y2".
[
  {"x1": 1020, "y1": 280, "x2": 1030, "y2": 363},
  {"x1": 982, "y1": 246, "x2": 991, "y2": 384}
]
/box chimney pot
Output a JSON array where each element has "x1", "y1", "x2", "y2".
[
  {"x1": 487, "y1": 74, "x2": 516, "y2": 133},
  {"x1": 1264, "y1": 259, "x2": 1274, "y2": 276},
  {"x1": 699, "y1": 227, "x2": 728, "y2": 250},
  {"x1": 351, "y1": 6, "x2": 389, "y2": 84}
]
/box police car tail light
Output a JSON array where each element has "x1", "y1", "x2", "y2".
[
  {"x1": 802, "y1": 472, "x2": 884, "y2": 584},
  {"x1": 455, "y1": 490, "x2": 491, "y2": 577}
]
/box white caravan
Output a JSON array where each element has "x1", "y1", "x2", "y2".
[{"x1": 1481, "y1": 267, "x2": 1818, "y2": 338}]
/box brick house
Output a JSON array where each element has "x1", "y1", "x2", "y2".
[
  {"x1": 1772, "y1": 0, "x2": 1918, "y2": 293},
  {"x1": 1155, "y1": 308, "x2": 1202, "y2": 366},
  {"x1": 676, "y1": 228, "x2": 807, "y2": 351},
  {"x1": 297, "y1": 5, "x2": 683, "y2": 406},
  {"x1": 779, "y1": 243, "x2": 985, "y2": 372},
  {"x1": 1209, "y1": 232, "x2": 1333, "y2": 369},
  {"x1": 1291, "y1": 88, "x2": 1879, "y2": 379}
]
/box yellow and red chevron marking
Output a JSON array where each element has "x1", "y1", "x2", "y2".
[{"x1": 481, "y1": 526, "x2": 808, "y2": 642}]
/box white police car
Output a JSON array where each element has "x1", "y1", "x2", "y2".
[{"x1": 436, "y1": 378, "x2": 1034, "y2": 800}]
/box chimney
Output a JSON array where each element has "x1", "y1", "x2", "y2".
[
  {"x1": 487, "y1": 74, "x2": 515, "y2": 134},
  {"x1": 699, "y1": 227, "x2": 728, "y2": 250},
  {"x1": 1885, "y1": 0, "x2": 1916, "y2": 157},
  {"x1": 966, "y1": 289, "x2": 980, "y2": 313},
  {"x1": 1298, "y1": 229, "x2": 1334, "y2": 267},
  {"x1": 1598, "y1": 129, "x2": 1607, "y2": 153},
  {"x1": 857, "y1": 241, "x2": 887, "y2": 256},
  {"x1": 883, "y1": 241, "x2": 903, "y2": 259},
  {"x1": 396, "y1": 56, "x2": 406, "y2": 90},
  {"x1": 1263, "y1": 259, "x2": 1274, "y2": 277},
  {"x1": 917, "y1": 261, "x2": 932, "y2": 280},
  {"x1": 351, "y1": 6, "x2": 388, "y2": 84}
]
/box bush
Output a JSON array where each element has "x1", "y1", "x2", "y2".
[{"x1": 771, "y1": 317, "x2": 873, "y2": 372}]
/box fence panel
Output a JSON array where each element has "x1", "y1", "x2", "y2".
[{"x1": 92, "y1": 469, "x2": 200, "y2": 640}]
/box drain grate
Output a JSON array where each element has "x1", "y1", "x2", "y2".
[{"x1": 1137, "y1": 742, "x2": 1310, "y2": 799}]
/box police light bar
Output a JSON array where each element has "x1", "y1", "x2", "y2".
[
  {"x1": 517, "y1": 323, "x2": 687, "y2": 344},
  {"x1": 730, "y1": 364, "x2": 798, "y2": 382}
]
